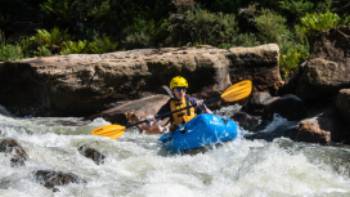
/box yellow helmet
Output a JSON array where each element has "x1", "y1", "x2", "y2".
[{"x1": 170, "y1": 76, "x2": 189, "y2": 89}]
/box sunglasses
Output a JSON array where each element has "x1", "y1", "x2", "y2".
[{"x1": 174, "y1": 87, "x2": 187, "y2": 92}]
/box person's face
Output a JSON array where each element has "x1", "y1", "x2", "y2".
[{"x1": 173, "y1": 87, "x2": 187, "y2": 99}]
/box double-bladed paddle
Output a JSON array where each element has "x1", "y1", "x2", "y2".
[{"x1": 91, "y1": 80, "x2": 253, "y2": 139}]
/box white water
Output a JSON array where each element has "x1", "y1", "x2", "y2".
[{"x1": 0, "y1": 113, "x2": 350, "y2": 197}]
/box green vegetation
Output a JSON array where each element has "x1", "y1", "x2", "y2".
[{"x1": 0, "y1": 0, "x2": 348, "y2": 76}]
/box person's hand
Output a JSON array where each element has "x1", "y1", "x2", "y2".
[
  {"x1": 195, "y1": 99, "x2": 205, "y2": 107},
  {"x1": 145, "y1": 115, "x2": 156, "y2": 125}
]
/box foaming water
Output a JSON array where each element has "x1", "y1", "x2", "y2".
[{"x1": 0, "y1": 114, "x2": 349, "y2": 197}]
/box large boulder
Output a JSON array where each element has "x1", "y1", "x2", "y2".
[
  {"x1": 291, "y1": 108, "x2": 350, "y2": 144},
  {"x1": 0, "y1": 44, "x2": 281, "y2": 116},
  {"x1": 228, "y1": 44, "x2": 283, "y2": 93},
  {"x1": 243, "y1": 91, "x2": 307, "y2": 121},
  {"x1": 295, "y1": 58, "x2": 350, "y2": 100},
  {"x1": 91, "y1": 94, "x2": 170, "y2": 124},
  {"x1": 293, "y1": 27, "x2": 350, "y2": 100},
  {"x1": 292, "y1": 117, "x2": 332, "y2": 144},
  {"x1": 336, "y1": 88, "x2": 350, "y2": 123}
]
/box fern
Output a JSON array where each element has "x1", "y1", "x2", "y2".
[
  {"x1": 60, "y1": 40, "x2": 88, "y2": 54},
  {"x1": 0, "y1": 43, "x2": 24, "y2": 61},
  {"x1": 300, "y1": 11, "x2": 340, "y2": 32}
]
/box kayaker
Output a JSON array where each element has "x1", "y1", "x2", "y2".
[{"x1": 139, "y1": 76, "x2": 212, "y2": 133}]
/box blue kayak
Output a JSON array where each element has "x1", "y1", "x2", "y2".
[{"x1": 159, "y1": 114, "x2": 239, "y2": 152}]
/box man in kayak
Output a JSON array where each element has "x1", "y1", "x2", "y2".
[{"x1": 139, "y1": 76, "x2": 212, "y2": 133}]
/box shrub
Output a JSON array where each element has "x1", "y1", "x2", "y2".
[
  {"x1": 278, "y1": 0, "x2": 314, "y2": 18},
  {"x1": 280, "y1": 41, "x2": 309, "y2": 77},
  {"x1": 87, "y1": 36, "x2": 118, "y2": 53},
  {"x1": 254, "y1": 9, "x2": 309, "y2": 77},
  {"x1": 60, "y1": 40, "x2": 88, "y2": 54},
  {"x1": 60, "y1": 36, "x2": 118, "y2": 54},
  {"x1": 162, "y1": 9, "x2": 238, "y2": 46},
  {"x1": 232, "y1": 33, "x2": 260, "y2": 47},
  {"x1": 20, "y1": 27, "x2": 70, "y2": 56},
  {"x1": 0, "y1": 43, "x2": 24, "y2": 61},
  {"x1": 297, "y1": 11, "x2": 340, "y2": 38},
  {"x1": 340, "y1": 15, "x2": 350, "y2": 26},
  {"x1": 255, "y1": 9, "x2": 291, "y2": 43},
  {"x1": 122, "y1": 19, "x2": 158, "y2": 49}
]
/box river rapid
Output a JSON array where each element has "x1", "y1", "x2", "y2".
[{"x1": 0, "y1": 109, "x2": 350, "y2": 197}]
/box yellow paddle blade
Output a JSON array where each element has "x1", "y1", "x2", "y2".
[
  {"x1": 220, "y1": 80, "x2": 253, "y2": 102},
  {"x1": 90, "y1": 124, "x2": 126, "y2": 139}
]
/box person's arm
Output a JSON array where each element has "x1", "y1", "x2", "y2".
[
  {"x1": 137, "y1": 100, "x2": 171, "y2": 134},
  {"x1": 188, "y1": 96, "x2": 212, "y2": 114}
]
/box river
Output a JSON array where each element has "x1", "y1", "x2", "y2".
[{"x1": 0, "y1": 109, "x2": 350, "y2": 197}]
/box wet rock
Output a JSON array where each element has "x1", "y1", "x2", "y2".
[
  {"x1": 245, "y1": 105, "x2": 350, "y2": 145},
  {"x1": 0, "y1": 104, "x2": 11, "y2": 116},
  {"x1": 290, "y1": 108, "x2": 349, "y2": 144},
  {"x1": 0, "y1": 138, "x2": 28, "y2": 167},
  {"x1": 91, "y1": 94, "x2": 170, "y2": 125},
  {"x1": 263, "y1": 94, "x2": 307, "y2": 121},
  {"x1": 231, "y1": 111, "x2": 261, "y2": 132},
  {"x1": 78, "y1": 145, "x2": 105, "y2": 165},
  {"x1": 293, "y1": 118, "x2": 331, "y2": 144},
  {"x1": 34, "y1": 170, "x2": 85, "y2": 192},
  {"x1": 244, "y1": 91, "x2": 307, "y2": 121},
  {"x1": 242, "y1": 91, "x2": 273, "y2": 115},
  {"x1": 336, "y1": 88, "x2": 350, "y2": 122}
]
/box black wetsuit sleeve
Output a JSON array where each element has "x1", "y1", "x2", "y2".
[{"x1": 155, "y1": 100, "x2": 171, "y2": 119}]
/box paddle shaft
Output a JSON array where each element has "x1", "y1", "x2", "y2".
[{"x1": 126, "y1": 96, "x2": 220, "y2": 128}]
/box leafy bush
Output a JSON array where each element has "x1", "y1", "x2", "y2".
[
  {"x1": 297, "y1": 11, "x2": 340, "y2": 38},
  {"x1": 254, "y1": 9, "x2": 310, "y2": 77},
  {"x1": 87, "y1": 36, "x2": 118, "y2": 53},
  {"x1": 255, "y1": 9, "x2": 291, "y2": 43},
  {"x1": 232, "y1": 33, "x2": 260, "y2": 47},
  {"x1": 280, "y1": 42, "x2": 309, "y2": 76},
  {"x1": 278, "y1": 0, "x2": 314, "y2": 18},
  {"x1": 122, "y1": 19, "x2": 158, "y2": 49},
  {"x1": 0, "y1": 43, "x2": 24, "y2": 61},
  {"x1": 341, "y1": 15, "x2": 350, "y2": 26},
  {"x1": 162, "y1": 9, "x2": 238, "y2": 46},
  {"x1": 60, "y1": 40, "x2": 88, "y2": 54},
  {"x1": 20, "y1": 27, "x2": 70, "y2": 56},
  {"x1": 60, "y1": 36, "x2": 118, "y2": 54}
]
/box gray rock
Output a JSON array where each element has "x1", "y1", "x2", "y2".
[
  {"x1": 91, "y1": 94, "x2": 170, "y2": 125},
  {"x1": 34, "y1": 170, "x2": 86, "y2": 192},
  {"x1": 0, "y1": 138, "x2": 28, "y2": 167},
  {"x1": 295, "y1": 58, "x2": 350, "y2": 100},
  {"x1": 78, "y1": 145, "x2": 105, "y2": 165}
]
